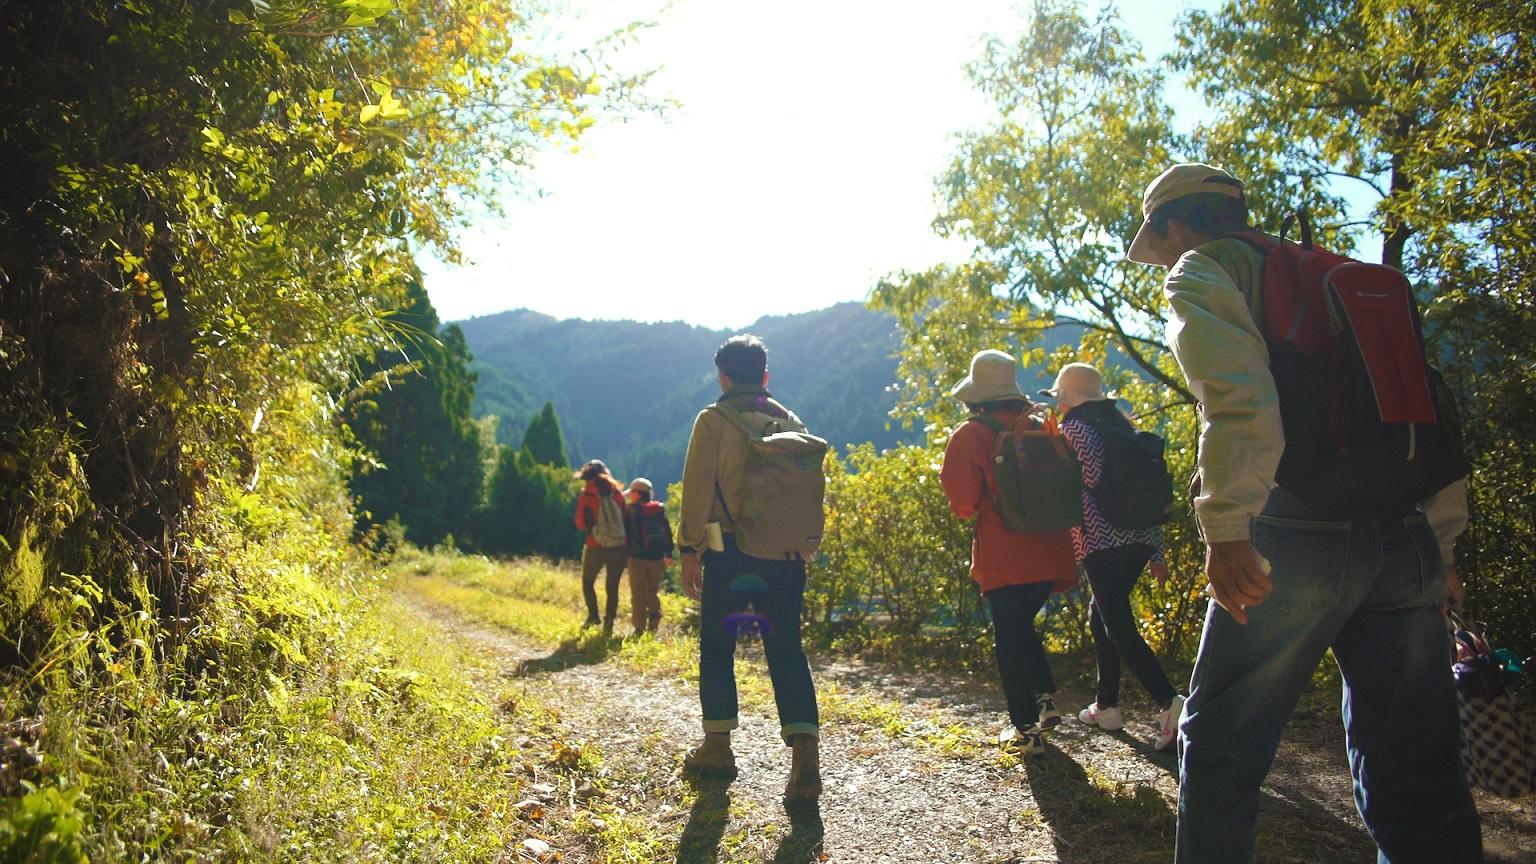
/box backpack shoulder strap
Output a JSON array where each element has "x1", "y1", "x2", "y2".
[
  {"x1": 712, "y1": 400, "x2": 792, "y2": 438},
  {"x1": 971, "y1": 412, "x2": 1006, "y2": 435}
]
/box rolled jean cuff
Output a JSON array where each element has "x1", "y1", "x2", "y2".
[
  {"x1": 702, "y1": 717, "x2": 738, "y2": 734},
  {"x1": 780, "y1": 722, "x2": 819, "y2": 744}
]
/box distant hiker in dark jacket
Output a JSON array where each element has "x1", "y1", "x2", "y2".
[
  {"x1": 1046, "y1": 363, "x2": 1184, "y2": 752},
  {"x1": 574, "y1": 459, "x2": 628, "y2": 634},
  {"x1": 623, "y1": 477, "x2": 672, "y2": 636}
]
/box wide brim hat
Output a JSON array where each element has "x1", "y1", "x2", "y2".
[
  {"x1": 950, "y1": 349, "x2": 1028, "y2": 404},
  {"x1": 1039, "y1": 363, "x2": 1113, "y2": 409},
  {"x1": 1126, "y1": 163, "x2": 1245, "y2": 265}
]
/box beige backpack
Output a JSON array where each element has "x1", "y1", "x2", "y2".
[{"x1": 711, "y1": 401, "x2": 828, "y2": 561}]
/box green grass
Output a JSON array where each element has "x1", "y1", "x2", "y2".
[
  {"x1": 0, "y1": 524, "x2": 685, "y2": 862},
  {"x1": 389, "y1": 548, "x2": 1004, "y2": 764}
]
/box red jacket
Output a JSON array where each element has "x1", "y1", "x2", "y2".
[
  {"x1": 940, "y1": 414, "x2": 1078, "y2": 594},
  {"x1": 574, "y1": 479, "x2": 627, "y2": 550}
]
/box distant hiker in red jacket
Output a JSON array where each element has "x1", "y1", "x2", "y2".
[
  {"x1": 623, "y1": 477, "x2": 673, "y2": 637},
  {"x1": 574, "y1": 459, "x2": 629, "y2": 634}
]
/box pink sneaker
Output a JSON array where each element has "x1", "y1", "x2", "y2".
[{"x1": 1077, "y1": 702, "x2": 1124, "y2": 732}]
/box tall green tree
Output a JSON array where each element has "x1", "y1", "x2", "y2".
[
  {"x1": 870, "y1": 1, "x2": 1211, "y2": 654},
  {"x1": 479, "y1": 447, "x2": 581, "y2": 559},
  {"x1": 344, "y1": 279, "x2": 482, "y2": 546},
  {"x1": 874, "y1": 0, "x2": 1190, "y2": 436},
  {"x1": 520, "y1": 402, "x2": 569, "y2": 468},
  {"x1": 0, "y1": 0, "x2": 644, "y2": 631},
  {"x1": 1176, "y1": 0, "x2": 1536, "y2": 656}
]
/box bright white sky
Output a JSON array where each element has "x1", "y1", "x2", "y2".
[{"x1": 420, "y1": 0, "x2": 1219, "y2": 329}]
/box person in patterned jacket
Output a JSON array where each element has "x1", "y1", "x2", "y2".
[{"x1": 1044, "y1": 363, "x2": 1185, "y2": 751}]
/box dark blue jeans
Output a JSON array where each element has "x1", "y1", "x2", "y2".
[
  {"x1": 1085, "y1": 543, "x2": 1177, "y2": 709},
  {"x1": 985, "y1": 581, "x2": 1056, "y2": 730},
  {"x1": 1176, "y1": 501, "x2": 1481, "y2": 863},
  {"x1": 698, "y1": 538, "x2": 818, "y2": 743}
]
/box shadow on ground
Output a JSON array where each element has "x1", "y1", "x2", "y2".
[
  {"x1": 675, "y1": 776, "x2": 824, "y2": 864},
  {"x1": 769, "y1": 799, "x2": 824, "y2": 864},
  {"x1": 513, "y1": 633, "x2": 625, "y2": 676},
  {"x1": 1024, "y1": 745, "x2": 1176, "y2": 862},
  {"x1": 676, "y1": 777, "x2": 731, "y2": 864}
]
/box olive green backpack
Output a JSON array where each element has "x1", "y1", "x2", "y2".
[{"x1": 973, "y1": 412, "x2": 1083, "y2": 534}]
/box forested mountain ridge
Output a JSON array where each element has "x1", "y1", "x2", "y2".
[{"x1": 454, "y1": 302, "x2": 921, "y2": 493}]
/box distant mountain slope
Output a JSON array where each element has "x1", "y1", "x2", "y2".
[{"x1": 454, "y1": 302, "x2": 917, "y2": 496}]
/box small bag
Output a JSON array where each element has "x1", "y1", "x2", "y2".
[
  {"x1": 591, "y1": 492, "x2": 628, "y2": 548},
  {"x1": 1449, "y1": 610, "x2": 1535, "y2": 798}
]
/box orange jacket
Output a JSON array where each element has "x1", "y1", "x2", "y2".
[
  {"x1": 574, "y1": 478, "x2": 627, "y2": 550},
  {"x1": 939, "y1": 415, "x2": 1078, "y2": 594}
]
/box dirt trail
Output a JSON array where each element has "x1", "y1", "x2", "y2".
[{"x1": 404, "y1": 597, "x2": 1536, "y2": 864}]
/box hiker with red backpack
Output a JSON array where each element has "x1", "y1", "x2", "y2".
[
  {"x1": 1044, "y1": 363, "x2": 1185, "y2": 752},
  {"x1": 1129, "y1": 163, "x2": 1481, "y2": 862},
  {"x1": 940, "y1": 349, "x2": 1079, "y2": 757},
  {"x1": 623, "y1": 477, "x2": 673, "y2": 637},
  {"x1": 574, "y1": 458, "x2": 630, "y2": 635},
  {"x1": 676, "y1": 335, "x2": 827, "y2": 800}
]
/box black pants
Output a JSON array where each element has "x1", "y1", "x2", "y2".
[
  {"x1": 985, "y1": 581, "x2": 1056, "y2": 729},
  {"x1": 1085, "y1": 543, "x2": 1176, "y2": 708}
]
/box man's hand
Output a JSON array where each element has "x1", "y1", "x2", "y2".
[
  {"x1": 1445, "y1": 563, "x2": 1465, "y2": 608},
  {"x1": 1149, "y1": 560, "x2": 1171, "y2": 587},
  {"x1": 682, "y1": 553, "x2": 704, "y2": 600},
  {"x1": 1205, "y1": 539, "x2": 1273, "y2": 625}
]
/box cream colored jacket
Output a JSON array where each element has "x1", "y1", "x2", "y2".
[{"x1": 1163, "y1": 244, "x2": 1467, "y2": 560}]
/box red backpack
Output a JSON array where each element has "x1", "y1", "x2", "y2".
[{"x1": 1225, "y1": 211, "x2": 1467, "y2": 508}]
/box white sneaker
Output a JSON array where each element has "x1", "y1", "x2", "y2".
[
  {"x1": 1077, "y1": 702, "x2": 1124, "y2": 732},
  {"x1": 1155, "y1": 694, "x2": 1185, "y2": 752},
  {"x1": 997, "y1": 723, "x2": 1046, "y2": 757}
]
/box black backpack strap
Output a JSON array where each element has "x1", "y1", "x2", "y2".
[
  {"x1": 714, "y1": 483, "x2": 736, "y2": 529},
  {"x1": 971, "y1": 412, "x2": 1006, "y2": 434}
]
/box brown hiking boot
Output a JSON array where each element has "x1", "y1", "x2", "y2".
[
  {"x1": 783, "y1": 734, "x2": 821, "y2": 800},
  {"x1": 683, "y1": 732, "x2": 737, "y2": 778}
]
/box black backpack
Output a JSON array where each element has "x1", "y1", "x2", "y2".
[
  {"x1": 629, "y1": 506, "x2": 674, "y2": 558},
  {"x1": 1069, "y1": 400, "x2": 1175, "y2": 529},
  {"x1": 1222, "y1": 212, "x2": 1468, "y2": 508}
]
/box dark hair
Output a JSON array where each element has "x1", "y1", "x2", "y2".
[
  {"x1": 631, "y1": 487, "x2": 652, "y2": 503},
  {"x1": 968, "y1": 398, "x2": 1031, "y2": 414},
  {"x1": 577, "y1": 459, "x2": 610, "y2": 483},
  {"x1": 1149, "y1": 188, "x2": 1250, "y2": 239},
  {"x1": 714, "y1": 334, "x2": 767, "y2": 386}
]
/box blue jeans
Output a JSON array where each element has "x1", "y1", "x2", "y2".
[
  {"x1": 1176, "y1": 498, "x2": 1481, "y2": 863},
  {"x1": 698, "y1": 536, "x2": 819, "y2": 743}
]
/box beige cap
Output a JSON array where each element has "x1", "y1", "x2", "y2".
[
  {"x1": 950, "y1": 349, "x2": 1028, "y2": 405},
  {"x1": 1127, "y1": 163, "x2": 1244, "y2": 265},
  {"x1": 627, "y1": 477, "x2": 653, "y2": 494},
  {"x1": 1040, "y1": 363, "x2": 1111, "y2": 409}
]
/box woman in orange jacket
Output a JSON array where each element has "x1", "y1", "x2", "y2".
[{"x1": 940, "y1": 350, "x2": 1078, "y2": 757}]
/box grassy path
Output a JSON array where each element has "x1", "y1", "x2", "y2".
[{"x1": 388, "y1": 549, "x2": 1535, "y2": 864}]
